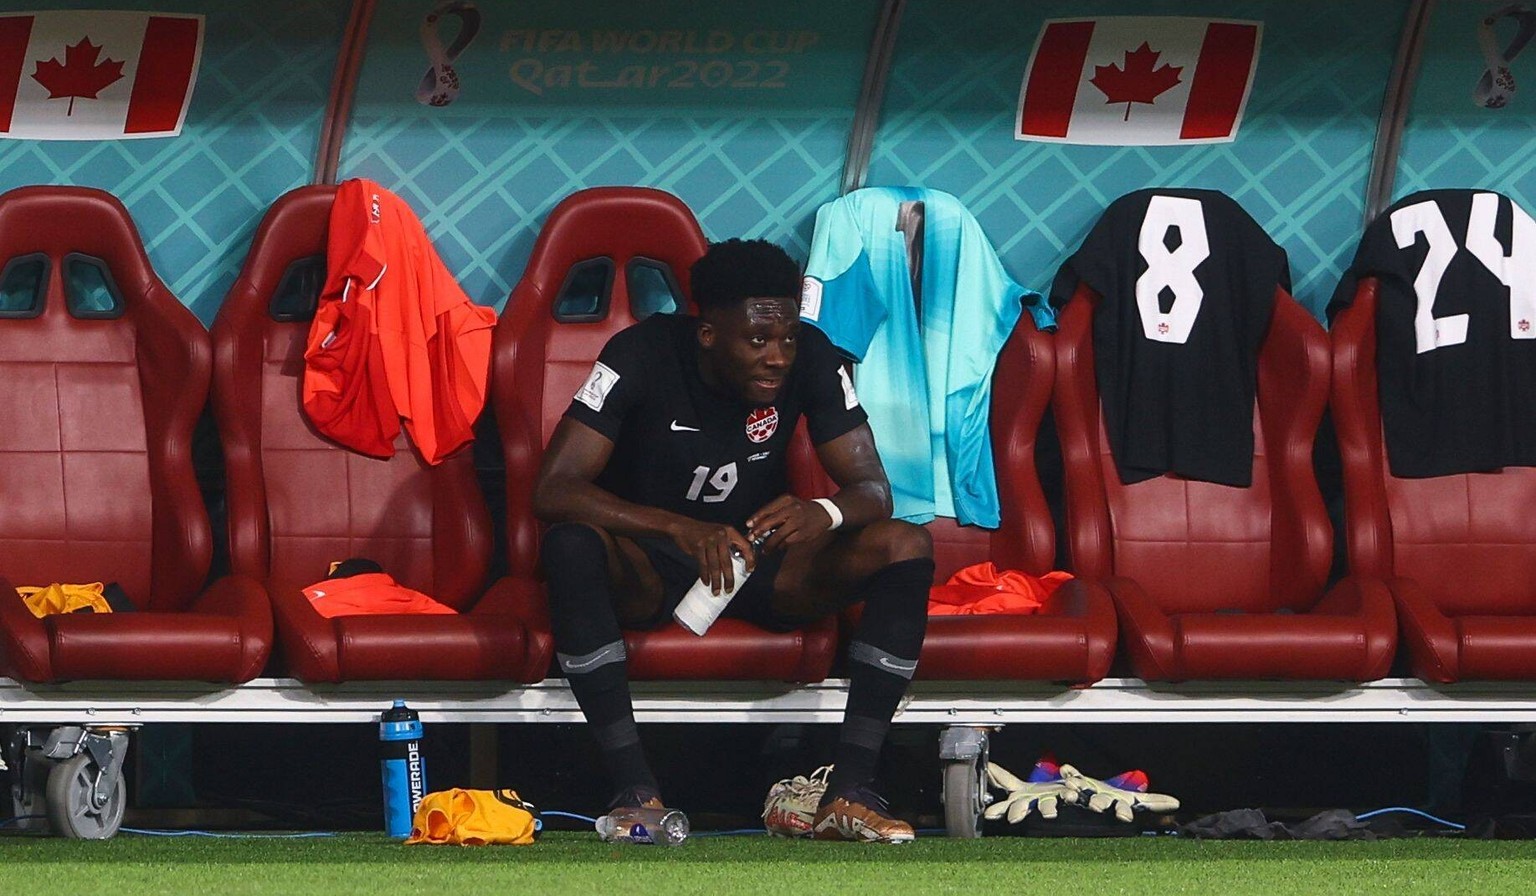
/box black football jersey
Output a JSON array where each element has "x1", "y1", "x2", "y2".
[
  {"x1": 1330, "y1": 189, "x2": 1536, "y2": 477},
  {"x1": 1050, "y1": 188, "x2": 1286, "y2": 487},
  {"x1": 563, "y1": 313, "x2": 867, "y2": 527}
]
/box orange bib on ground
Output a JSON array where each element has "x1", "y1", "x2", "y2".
[{"x1": 406, "y1": 789, "x2": 539, "y2": 846}]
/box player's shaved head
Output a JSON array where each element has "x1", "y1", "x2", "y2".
[{"x1": 690, "y1": 238, "x2": 801, "y2": 314}]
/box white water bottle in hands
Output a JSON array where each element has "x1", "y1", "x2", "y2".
[{"x1": 673, "y1": 530, "x2": 771, "y2": 636}]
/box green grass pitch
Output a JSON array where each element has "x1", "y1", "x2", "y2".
[{"x1": 3, "y1": 832, "x2": 1536, "y2": 895}]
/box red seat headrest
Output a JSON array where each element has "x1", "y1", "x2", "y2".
[{"x1": 516, "y1": 186, "x2": 708, "y2": 329}]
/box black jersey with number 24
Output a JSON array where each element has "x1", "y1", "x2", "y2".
[
  {"x1": 1330, "y1": 189, "x2": 1536, "y2": 477},
  {"x1": 563, "y1": 313, "x2": 868, "y2": 528}
]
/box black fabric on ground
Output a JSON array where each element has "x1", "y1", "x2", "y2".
[{"x1": 1180, "y1": 808, "x2": 1385, "y2": 840}]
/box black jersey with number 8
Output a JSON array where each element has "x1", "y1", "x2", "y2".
[{"x1": 1051, "y1": 188, "x2": 1287, "y2": 487}]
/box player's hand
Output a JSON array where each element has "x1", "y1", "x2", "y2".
[
  {"x1": 1059, "y1": 764, "x2": 1180, "y2": 823},
  {"x1": 984, "y1": 762, "x2": 1071, "y2": 823},
  {"x1": 669, "y1": 518, "x2": 756, "y2": 594},
  {"x1": 747, "y1": 495, "x2": 835, "y2": 553}
]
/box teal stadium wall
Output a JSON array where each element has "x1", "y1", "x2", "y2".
[
  {"x1": 340, "y1": 0, "x2": 883, "y2": 309},
  {"x1": 2, "y1": 2, "x2": 1533, "y2": 324}
]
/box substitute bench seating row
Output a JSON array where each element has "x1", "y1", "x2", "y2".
[{"x1": 0, "y1": 184, "x2": 1529, "y2": 696}]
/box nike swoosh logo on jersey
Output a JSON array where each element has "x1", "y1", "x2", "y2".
[
  {"x1": 670, "y1": 421, "x2": 700, "y2": 432},
  {"x1": 311, "y1": 590, "x2": 326, "y2": 599}
]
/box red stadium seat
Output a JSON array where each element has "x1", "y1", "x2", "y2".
[
  {"x1": 796, "y1": 314, "x2": 1117, "y2": 682},
  {"x1": 493, "y1": 186, "x2": 836, "y2": 682},
  {"x1": 0, "y1": 186, "x2": 270, "y2": 682},
  {"x1": 211, "y1": 185, "x2": 532, "y2": 683},
  {"x1": 1056, "y1": 282, "x2": 1396, "y2": 681},
  {"x1": 1333, "y1": 279, "x2": 1536, "y2": 681},
  {"x1": 915, "y1": 313, "x2": 1116, "y2": 682}
]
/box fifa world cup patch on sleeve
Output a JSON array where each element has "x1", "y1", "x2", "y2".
[
  {"x1": 800, "y1": 277, "x2": 824, "y2": 321},
  {"x1": 575, "y1": 361, "x2": 620, "y2": 411},
  {"x1": 837, "y1": 367, "x2": 860, "y2": 410}
]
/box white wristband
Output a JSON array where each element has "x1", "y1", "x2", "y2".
[{"x1": 812, "y1": 497, "x2": 843, "y2": 531}]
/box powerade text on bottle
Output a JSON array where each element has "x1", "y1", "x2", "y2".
[{"x1": 379, "y1": 699, "x2": 426, "y2": 837}]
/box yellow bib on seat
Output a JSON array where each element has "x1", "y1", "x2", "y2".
[{"x1": 17, "y1": 582, "x2": 111, "y2": 618}]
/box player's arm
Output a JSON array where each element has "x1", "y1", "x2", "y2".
[
  {"x1": 747, "y1": 422, "x2": 892, "y2": 553},
  {"x1": 533, "y1": 417, "x2": 756, "y2": 591}
]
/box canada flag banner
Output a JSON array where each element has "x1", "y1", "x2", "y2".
[
  {"x1": 1016, "y1": 17, "x2": 1262, "y2": 145},
  {"x1": 0, "y1": 11, "x2": 203, "y2": 140}
]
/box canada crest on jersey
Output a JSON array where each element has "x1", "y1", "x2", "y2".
[{"x1": 745, "y1": 406, "x2": 779, "y2": 443}]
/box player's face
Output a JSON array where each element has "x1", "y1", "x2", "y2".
[{"x1": 699, "y1": 295, "x2": 800, "y2": 405}]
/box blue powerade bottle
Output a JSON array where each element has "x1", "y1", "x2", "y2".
[{"x1": 379, "y1": 699, "x2": 427, "y2": 837}]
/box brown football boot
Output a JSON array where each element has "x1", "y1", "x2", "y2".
[{"x1": 811, "y1": 786, "x2": 915, "y2": 843}]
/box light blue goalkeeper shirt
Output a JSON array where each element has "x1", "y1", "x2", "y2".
[{"x1": 801, "y1": 187, "x2": 1054, "y2": 527}]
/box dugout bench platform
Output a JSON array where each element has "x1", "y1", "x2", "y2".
[
  {"x1": 8, "y1": 676, "x2": 1536, "y2": 840},
  {"x1": 6, "y1": 676, "x2": 1536, "y2": 725}
]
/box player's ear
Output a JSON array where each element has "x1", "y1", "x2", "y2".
[{"x1": 697, "y1": 319, "x2": 717, "y2": 349}]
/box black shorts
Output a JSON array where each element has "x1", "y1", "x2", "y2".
[{"x1": 626, "y1": 537, "x2": 814, "y2": 634}]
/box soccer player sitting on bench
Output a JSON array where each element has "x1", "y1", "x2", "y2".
[{"x1": 534, "y1": 238, "x2": 933, "y2": 842}]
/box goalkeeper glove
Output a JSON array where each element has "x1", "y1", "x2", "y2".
[
  {"x1": 1059, "y1": 763, "x2": 1180, "y2": 822},
  {"x1": 984, "y1": 762, "x2": 1073, "y2": 823}
]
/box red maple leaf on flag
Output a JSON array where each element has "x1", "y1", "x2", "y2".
[
  {"x1": 32, "y1": 37, "x2": 125, "y2": 116},
  {"x1": 1089, "y1": 42, "x2": 1183, "y2": 121}
]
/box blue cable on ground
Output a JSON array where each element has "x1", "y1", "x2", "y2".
[
  {"x1": 1355, "y1": 807, "x2": 1466, "y2": 830},
  {"x1": 1, "y1": 816, "x2": 339, "y2": 838},
  {"x1": 540, "y1": 810, "x2": 598, "y2": 824}
]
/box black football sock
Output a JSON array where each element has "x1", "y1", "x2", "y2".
[
  {"x1": 823, "y1": 557, "x2": 932, "y2": 804},
  {"x1": 543, "y1": 524, "x2": 658, "y2": 796}
]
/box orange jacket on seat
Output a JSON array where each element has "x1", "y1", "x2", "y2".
[
  {"x1": 303, "y1": 178, "x2": 496, "y2": 464},
  {"x1": 301, "y1": 572, "x2": 457, "y2": 618},
  {"x1": 928, "y1": 562, "x2": 1072, "y2": 615}
]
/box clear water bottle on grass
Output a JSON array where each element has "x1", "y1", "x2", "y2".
[{"x1": 595, "y1": 806, "x2": 690, "y2": 845}]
